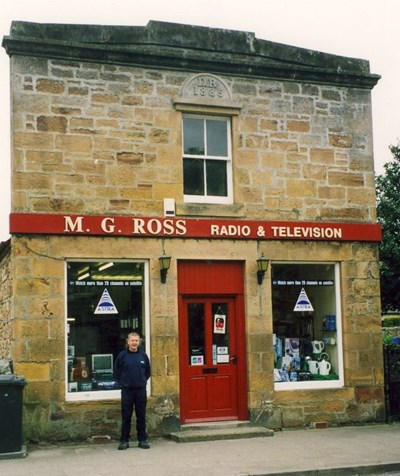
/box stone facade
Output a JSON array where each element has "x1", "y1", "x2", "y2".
[
  {"x1": 1, "y1": 21, "x2": 384, "y2": 442},
  {"x1": 0, "y1": 241, "x2": 12, "y2": 362},
  {"x1": 9, "y1": 57, "x2": 376, "y2": 222}
]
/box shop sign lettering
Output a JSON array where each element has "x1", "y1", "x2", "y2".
[
  {"x1": 10, "y1": 213, "x2": 382, "y2": 243},
  {"x1": 270, "y1": 226, "x2": 343, "y2": 239},
  {"x1": 273, "y1": 280, "x2": 334, "y2": 286}
]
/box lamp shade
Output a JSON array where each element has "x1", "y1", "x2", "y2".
[
  {"x1": 159, "y1": 252, "x2": 171, "y2": 271},
  {"x1": 256, "y1": 253, "x2": 269, "y2": 272}
]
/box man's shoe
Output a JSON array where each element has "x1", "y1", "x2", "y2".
[
  {"x1": 138, "y1": 440, "x2": 150, "y2": 449},
  {"x1": 118, "y1": 442, "x2": 129, "y2": 450}
]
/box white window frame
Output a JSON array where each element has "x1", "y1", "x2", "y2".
[
  {"x1": 273, "y1": 262, "x2": 344, "y2": 391},
  {"x1": 183, "y1": 114, "x2": 233, "y2": 205},
  {"x1": 64, "y1": 259, "x2": 150, "y2": 402}
]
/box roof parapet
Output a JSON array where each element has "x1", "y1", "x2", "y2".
[{"x1": 2, "y1": 20, "x2": 380, "y2": 89}]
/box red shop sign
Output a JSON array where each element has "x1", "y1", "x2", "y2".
[{"x1": 10, "y1": 213, "x2": 382, "y2": 242}]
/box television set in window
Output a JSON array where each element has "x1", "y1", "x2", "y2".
[{"x1": 91, "y1": 354, "x2": 113, "y2": 373}]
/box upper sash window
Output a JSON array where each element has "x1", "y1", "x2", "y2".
[{"x1": 183, "y1": 115, "x2": 232, "y2": 204}]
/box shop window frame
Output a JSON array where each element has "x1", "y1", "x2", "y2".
[
  {"x1": 64, "y1": 259, "x2": 150, "y2": 402},
  {"x1": 272, "y1": 261, "x2": 344, "y2": 391}
]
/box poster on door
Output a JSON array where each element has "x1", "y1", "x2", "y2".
[
  {"x1": 217, "y1": 346, "x2": 229, "y2": 363},
  {"x1": 214, "y1": 314, "x2": 226, "y2": 334},
  {"x1": 191, "y1": 355, "x2": 204, "y2": 366}
]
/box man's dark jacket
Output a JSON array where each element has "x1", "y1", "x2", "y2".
[{"x1": 114, "y1": 348, "x2": 150, "y2": 389}]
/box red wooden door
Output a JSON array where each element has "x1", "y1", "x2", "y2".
[{"x1": 180, "y1": 296, "x2": 239, "y2": 422}]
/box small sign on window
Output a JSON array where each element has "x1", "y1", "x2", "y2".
[
  {"x1": 214, "y1": 314, "x2": 226, "y2": 334},
  {"x1": 217, "y1": 346, "x2": 229, "y2": 363},
  {"x1": 191, "y1": 356, "x2": 204, "y2": 366}
]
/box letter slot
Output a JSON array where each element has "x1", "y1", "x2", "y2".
[{"x1": 202, "y1": 368, "x2": 218, "y2": 374}]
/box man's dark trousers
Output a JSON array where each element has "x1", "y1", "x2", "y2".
[{"x1": 120, "y1": 387, "x2": 147, "y2": 442}]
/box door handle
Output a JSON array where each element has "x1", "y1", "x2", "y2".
[{"x1": 230, "y1": 355, "x2": 237, "y2": 364}]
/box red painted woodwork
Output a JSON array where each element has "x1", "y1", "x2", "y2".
[
  {"x1": 178, "y1": 261, "x2": 247, "y2": 423},
  {"x1": 178, "y1": 260, "x2": 244, "y2": 295},
  {"x1": 180, "y1": 297, "x2": 239, "y2": 422},
  {"x1": 9, "y1": 212, "x2": 382, "y2": 242}
]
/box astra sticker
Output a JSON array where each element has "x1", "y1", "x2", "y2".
[
  {"x1": 293, "y1": 288, "x2": 314, "y2": 312},
  {"x1": 94, "y1": 288, "x2": 118, "y2": 314}
]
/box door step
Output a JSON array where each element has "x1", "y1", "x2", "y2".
[{"x1": 169, "y1": 421, "x2": 274, "y2": 443}]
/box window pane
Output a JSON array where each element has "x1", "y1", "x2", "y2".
[
  {"x1": 206, "y1": 119, "x2": 227, "y2": 157},
  {"x1": 182, "y1": 115, "x2": 231, "y2": 203},
  {"x1": 212, "y1": 303, "x2": 229, "y2": 363},
  {"x1": 206, "y1": 159, "x2": 227, "y2": 196},
  {"x1": 67, "y1": 261, "x2": 145, "y2": 393},
  {"x1": 184, "y1": 158, "x2": 205, "y2": 195},
  {"x1": 183, "y1": 117, "x2": 204, "y2": 155},
  {"x1": 188, "y1": 303, "x2": 205, "y2": 365},
  {"x1": 272, "y1": 263, "x2": 339, "y2": 386}
]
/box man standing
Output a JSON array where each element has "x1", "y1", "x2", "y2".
[{"x1": 114, "y1": 332, "x2": 151, "y2": 450}]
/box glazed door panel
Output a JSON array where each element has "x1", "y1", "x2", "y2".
[{"x1": 180, "y1": 298, "x2": 239, "y2": 422}]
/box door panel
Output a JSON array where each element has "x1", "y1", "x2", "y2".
[
  {"x1": 214, "y1": 375, "x2": 233, "y2": 409},
  {"x1": 188, "y1": 376, "x2": 208, "y2": 412},
  {"x1": 180, "y1": 297, "x2": 239, "y2": 422}
]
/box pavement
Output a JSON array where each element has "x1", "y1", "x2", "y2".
[{"x1": 1, "y1": 423, "x2": 400, "y2": 476}]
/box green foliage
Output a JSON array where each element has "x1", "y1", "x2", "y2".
[{"x1": 376, "y1": 144, "x2": 400, "y2": 312}]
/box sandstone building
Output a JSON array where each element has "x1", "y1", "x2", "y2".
[{"x1": 0, "y1": 20, "x2": 383, "y2": 442}]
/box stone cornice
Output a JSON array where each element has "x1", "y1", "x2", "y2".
[{"x1": 2, "y1": 20, "x2": 380, "y2": 89}]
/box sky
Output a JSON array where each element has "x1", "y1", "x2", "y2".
[{"x1": 1, "y1": 0, "x2": 399, "y2": 241}]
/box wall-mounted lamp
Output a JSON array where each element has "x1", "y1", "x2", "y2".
[
  {"x1": 256, "y1": 253, "x2": 269, "y2": 285},
  {"x1": 159, "y1": 251, "x2": 171, "y2": 284}
]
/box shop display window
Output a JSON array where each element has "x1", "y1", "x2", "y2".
[
  {"x1": 65, "y1": 260, "x2": 149, "y2": 400},
  {"x1": 272, "y1": 262, "x2": 343, "y2": 390}
]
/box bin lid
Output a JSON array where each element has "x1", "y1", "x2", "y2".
[{"x1": 0, "y1": 375, "x2": 26, "y2": 386}]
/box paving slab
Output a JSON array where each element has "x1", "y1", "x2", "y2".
[{"x1": 0, "y1": 423, "x2": 399, "y2": 476}]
